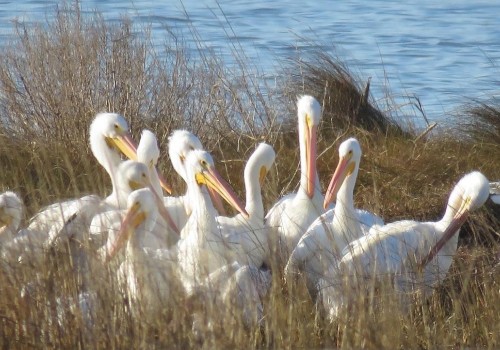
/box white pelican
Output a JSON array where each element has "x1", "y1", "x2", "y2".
[
  {"x1": 217, "y1": 142, "x2": 276, "y2": 267},
  {"x1": 136, "y1": 129, "x2": 172, "y2": 196},
  {"x1": 320, "y1": 171, "x2": 490, "y2": 321},
  {"x1": 103, "y1": 188, "x2": 180, "y2": 315},
  {"x1": 164, "y1": 129, "x2": 225, "y2": 236},
  {"x1": 176, "y1": 150, "x2": 248, "y2": 295},
  {"x1": 89, "y1": 160, "x2": 178, "y2": 251},
  {"x1": 0, "y1": 191, "x2": 23, "y2": 243},
  {"x1": 16, "y1": 113, "x2": 139, "y2": 247},
  {"x1": 137, "y1": 129, "x2": 163, "y2": 198},
  {"x1": 55, "y1": 161, "x2": 178, "y2": 292},
  {"x1": 285, "y1": 138, "x2": 383, "y2": 291},
  {"x1": 265, "y1": 95, "x2": 324, "y2": 262},
  {"x1": 136, "y1": 129, "x2": 178, "y2": 247}
]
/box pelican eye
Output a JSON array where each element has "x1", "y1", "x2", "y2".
[
  {"x1": 188, "y1": 145, "x2": 195, "y2": 151},
  {"x1": 200, "y1": 159, "x2": 208, "y2": 168}
]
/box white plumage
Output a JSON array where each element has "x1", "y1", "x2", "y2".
[
  {"x1": 176, "y1": 150, "x2": 248, "y2": 295},
  {"x1": 265, "y1": 95, "x2": 324, "y2": 264},
  {"x1": 286, "y1": 138, "x2": 383, "y2": 291},
  {"x1": 320, "y1": 171, "x2": 490, "y2": 321},
  {"x1": 217, "y1": 142, "x2": 276, "y2": 267}
]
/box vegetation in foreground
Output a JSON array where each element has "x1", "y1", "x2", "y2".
[{"x1": 0, "y1": 4, "x2": 498, "y2": 348}]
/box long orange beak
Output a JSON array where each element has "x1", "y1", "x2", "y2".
[
  {"x1": 323, "y1": 155, "x2": 355, "y2": 209},
  {"x1": 305, "y1": 124, "x2": 318, "y2": 198},
  {"x1": 156, "y1": 169, "x2": 173, "y2": 195},
  {"x1": 419, "y1": 198, "x2": 471, "y2": 268},
  {"x1": 106, "y1": 203, "x2": 144, "y2": 261},
  {"x1": 148, "y1": 185, "x2": 180, "y2": 236},
  {"x1": 196, "y1": 166, "x2": 248, "y2": 218},
  {"x1": 111, "y1": 132, "x2": 138, "y2": 161},
  {"x1": 259, "y1": 167, "x2": 268, "y2": 185},
  {"x1": 130, "y1": 174, "x2": 178, "y2": 235},
  {"x1": 208, "y1": 188, "x2": 227, "y2": 216}
]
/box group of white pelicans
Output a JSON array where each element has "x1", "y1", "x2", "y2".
[{"x1": 0, "y1": 95, "x2": 498, "y2": 330}]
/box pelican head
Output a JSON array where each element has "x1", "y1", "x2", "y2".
[
  {"x1": 246, "y1": 143, "x2": 276, "y2": 185},
  {"x1": 420, "y1": 171, "x2": 490, "y2": 267},
  {"x1": 116, "y1": 160, "x2": 179, "y2": 234},
  {"x1": 186, "y1": 150, "x2": 249, "y2": 218},
  {"x1": 90, "y1": 113, "x2": 138, "y2": 163},
  {"x1": 0, "y1": 191, "x2": 23, "y2": 234},
  {"x1": 168, "y1": 130, "x2": 204, "y2": 181},
  {"x1": 106, "y1": 188, "x2": 157, "y2": 260},
  {"x1": 137, "y1": 129, "x2": 172, "y2": 194},
  {"x1": 117, "y1": 160, "x2": 152, "y2": 193},
  {"x1": 137, "y1": 130, "x2": 160, "y2": 168},
  {"x1": 297, "y1": 95, "x2": 321, "y2": 198},
  {"x1": 324, "y1": 138, "x2": 362, "y2": 209},
  {"x1": 444, "y1": 171, "x2": 490, "y2": 225}
]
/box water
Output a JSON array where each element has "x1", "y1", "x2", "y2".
[{"x1": 1, "y1": 0, "x2": 499, "y2": 126}]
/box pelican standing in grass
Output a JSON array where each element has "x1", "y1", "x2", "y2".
[
  {"x1": 164, "y1": 129, "x2": 225, "y2": 236},
  {"x1": 320, "y1": 171, "x2": 490, "y2": 321},
  {"x1": 104, "y1": 188, "x2": 181, "y2": 316},
  {"x1": 285, "y1": 138, "x2": 383, "y2": 291},
  {"x1": 176, "y1": 150, "x2": 248, "y2": 295},
  {"x1": 15, "y1": 113, "x2": 139, "y2": 247},
  {"x1": 62, "y1": 160, "x2": 178, "y2": 293},
  {"x1": 90, "y1": 113, "x2": 142, "y2": 211},
  {"x1": 265, "y1": 95, "x2": 324, "y2": 264},
  {"x1": 89, "y1": 160, "x2": 179, "y2": 251},
  {"x1": 217, "y1": 142, "x2": 276, "y2": 267}
]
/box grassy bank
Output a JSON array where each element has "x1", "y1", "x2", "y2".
[{"x1": 0, "y1": 3, "x2": 498, "y2": 348}]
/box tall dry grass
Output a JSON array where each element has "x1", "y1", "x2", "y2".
[{"x1": 0, "y1": 2, "x2": 498, "y2": 348}]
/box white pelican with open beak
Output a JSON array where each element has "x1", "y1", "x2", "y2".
[
  {"x1": 286, "y1": 138, "x2": 383, "y2": 292},
  {"x1": 319, "y1": 171, "x2": 490, "y2": 321},
  {"x1": 265, "y1": 95, "x2": 324, "y2": 263},
  {"x1": 176, "y1": 150, "x2": 248, "y2": 295}
]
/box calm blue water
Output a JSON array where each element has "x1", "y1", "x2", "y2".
[{"x1": 1, "y1": 0, "x2": 499, "y2": 127}]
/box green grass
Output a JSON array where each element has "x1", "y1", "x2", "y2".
[{"x1": 0, "y1": 3, "x2": 498, "y2": 348}]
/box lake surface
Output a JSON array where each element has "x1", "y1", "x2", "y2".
[{"x1": 1, "y1": 0, "x2": 499, "y2": 127}]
